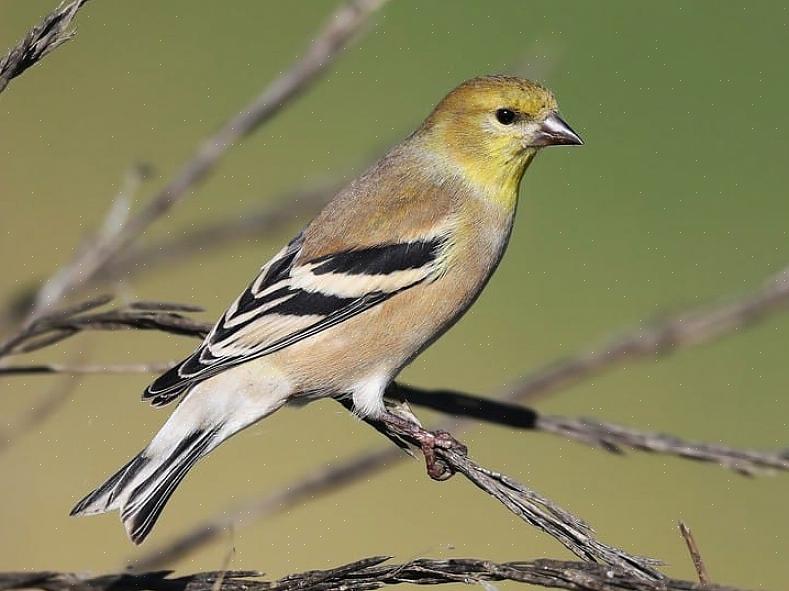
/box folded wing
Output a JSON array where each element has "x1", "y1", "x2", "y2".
[{"x1": 143, "y1": 233, "x2": 448, "y2": 406}]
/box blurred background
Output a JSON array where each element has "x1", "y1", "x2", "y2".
[{"x1": 1, "y1": 1, "x2": 787, "y2": 588}]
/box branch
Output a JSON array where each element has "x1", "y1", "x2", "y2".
[
  {"x1": 0, "y1": 0, "x2": 91, "y2": 95},
  {"x1": 24, "y1": 0, "x2": 388, "y2": 316},
  {"x1": 372, "y1": 406, "x2": 662, "y2": 580},
  {"x1": 394, "y1": 385, "x2": 789, "y2": 476},
  {"x1": 0, "y1": 556, "x2": 753, "y2": 591},
  {"x1": 0, "y1": 297, "x2": 209, "y2": 360},
  {"x1": 678, "y1": 522, "x2": 710, "y2": 585}
]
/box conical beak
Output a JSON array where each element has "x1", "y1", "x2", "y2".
[{"x1": 532, "y1": 112, "x2": 584, "y2": 147}]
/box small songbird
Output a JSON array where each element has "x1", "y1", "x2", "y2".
[{"x1": 71, "y1": 75, "x2": 582, "y2": 543}]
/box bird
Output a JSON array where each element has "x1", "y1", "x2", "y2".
[{"x1": 70, "y1": 75, "x2": 583, "y2": 544}]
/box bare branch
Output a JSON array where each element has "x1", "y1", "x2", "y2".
[
  {"x1": 0, "y1": 556, "x2": 752, "y2": 591},
  {"x1": 0, "y1": 297, "x2": 209, "y2": 360},
  {"x1": 2, "y1": 270, "x2": 785, "y2": 566},
  {"x1": 0, "y1": 0, "x2": 92, "y2": 95},
  {"x1": 678, "y1": 522, "x2": 710, "y2": 585},
  {"x1": 365, "y1": 407, "x2": 662, "y2": 579},
  {"x1": 392, "y1": 385, "x2": 789, "y2": 475},
  {"x1": 535, "y1": 415, "x2": 789, "y2": 476}
]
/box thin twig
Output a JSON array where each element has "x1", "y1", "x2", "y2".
[
  {"x1": 7, "y1": 343, "x2": 780, "y2": 473},
  {"x1": 534, "y1": 415, "x2": 789, "y2": 476},
  {"x1": 0, "y1": 556, "x2": 752, "y2": 591},
  {"x1": 0, "y1": 0, "x2": 92, "y2": 95},
  {"x1": 678, "y1": 522, "x2": 710, "y2": 585}
]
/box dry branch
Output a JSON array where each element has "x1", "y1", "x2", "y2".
[
  {"x1": 678, "y1": 522, "x2": 710, "y2": 585},
  {"x1": 370, "y1": 407, "x2": 661, "y2": 579},
  {"x1": 0, "y1": 297, "x2": 208, "y2": 360},
  {"x1": 393, "y1": 385, "x2": 789, "y2": 475},
  {"x1": 0, "y1": 0, "x2": 91, "y2": 95},
  {"x1": 0, "y1": 556, "x2": 751, "y2": 591},
  {"x1": 0, "y1": 293, "x2": 782, "y2": 568},
  {"x1": 0, "y1": 292, "x2": 783, "y2": 568}
]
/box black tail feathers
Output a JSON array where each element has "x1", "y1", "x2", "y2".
[{"x1": 70, "y1": 426, "x2": 220, "y2": 544}]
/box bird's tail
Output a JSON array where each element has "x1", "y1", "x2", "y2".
[
  {"x1": 70, "y1": 424, "x2": 222, "y2": 544},
  {"x1": 71, "y1": 363, "x2": 291, "y2": 543}
]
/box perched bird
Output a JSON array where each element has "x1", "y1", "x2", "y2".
[{"x1": 71, "y1": 75, "x2": 582, "y2": 543}]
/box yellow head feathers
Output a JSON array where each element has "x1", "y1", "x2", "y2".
[{"x1": 416, "y1": 75, "x2": 582, "y2": 203}]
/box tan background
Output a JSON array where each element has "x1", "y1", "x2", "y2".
[{"x1": 0, "y1": 1, "x2": 787, "y2": 588}]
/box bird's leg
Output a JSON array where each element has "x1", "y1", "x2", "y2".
[
  {"x1": 334, "y1": 395, "x2": 468, "y2": 480},
  {"x1": 377, "y1": 410, "x2": 468, "y2": 481}
]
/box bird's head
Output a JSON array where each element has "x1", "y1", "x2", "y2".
[{"x1": 419, "y1": 75, "x2": 582, "y2": 198}]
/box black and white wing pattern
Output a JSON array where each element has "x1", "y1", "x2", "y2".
[{"x1": 143, "y1": 233, "x2": 447, "y2": 406}]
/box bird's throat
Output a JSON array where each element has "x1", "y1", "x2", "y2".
[{"x1": 467, "y1": 148, "x2": 538, "y2": 210}]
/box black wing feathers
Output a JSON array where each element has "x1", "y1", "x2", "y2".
[
  {"x1": 311, "y1": 240, "x2": 441, "y2": 275},
  {"x1": 144, "y1": 234, "x2": 445, "y2": 406}
]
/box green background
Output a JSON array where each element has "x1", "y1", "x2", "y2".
[{"x1": 1, "y1": 1, "x2": 787, "y2": 588}]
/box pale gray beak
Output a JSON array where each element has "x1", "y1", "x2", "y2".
[{"x1": 532, "y1": 112, "x2": 583, "y2": 147}]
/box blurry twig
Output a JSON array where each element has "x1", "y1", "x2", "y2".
[
  {"x1": 678, "y1": 522, "x2": 710, "y2": 585},
  {"x1": 102, "y1": 182, "x2": 342, "y2": 282},
  {"x1": 0, "y1": 361, "x2": 176, "y2": 376},
  {"x1": 503, "y1": 265, "x2": 789, "y2": 405},
  {"x1": 31, "y1": 165, "x2": 150, "y2": 316},
  {"x1": 0, "y1": 0, "x2": 92, "y2": 95},
  {"x1": 0, "y1": 556, "x2": 752, "y2": 591}
]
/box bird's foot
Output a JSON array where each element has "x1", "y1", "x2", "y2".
[
  {"x1": 413, "y1": 429, "x2": 468, "y2": 481},
  {"x1": 377, "y1": 409, "x2": 467, "y2": 481}
]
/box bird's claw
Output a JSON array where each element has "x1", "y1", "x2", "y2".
[{"x1": 418, "y1": 429, "x2": 467, "y2": 481}]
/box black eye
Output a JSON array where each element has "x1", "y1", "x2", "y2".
[{"x1": 495, "y1": 108, "x2": 517, "y2": 125}]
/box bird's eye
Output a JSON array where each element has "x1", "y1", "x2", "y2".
[{"x1": 495, "y1": 108, "x2": 517, "y2": 125}]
